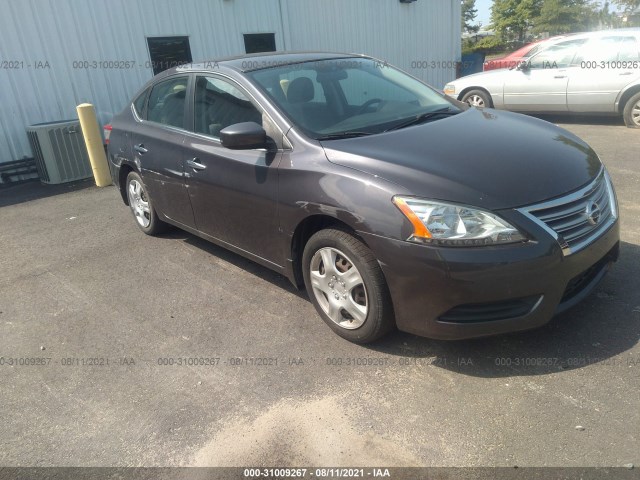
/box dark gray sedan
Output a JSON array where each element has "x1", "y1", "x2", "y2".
[{"x1": 108, "y1": 52, "x2": 619, "y2": 343}]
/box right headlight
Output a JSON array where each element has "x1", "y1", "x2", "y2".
[{"x1": 393, "y1": 196, "x2": 527, "y2": 247}]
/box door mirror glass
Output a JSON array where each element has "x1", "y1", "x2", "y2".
[{"x1": 220, "y1": 122, "x2": 267, "y2": 150}]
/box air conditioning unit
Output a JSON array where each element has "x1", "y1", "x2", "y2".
[{"x1": 26, "y1": 120, "x2": 93, "y2": 184}]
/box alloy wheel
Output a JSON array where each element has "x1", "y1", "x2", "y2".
[
  {"x1": 632, "y1": 99, "x2": 640, "y2": 127},
  {"x1": 127, "y1": 179, "x2": 151, "y2": 228}
]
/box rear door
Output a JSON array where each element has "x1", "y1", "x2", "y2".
[
  {"x1": 131, "y1": 75, "x2": 196, "y2": 228},
  {"x1": 503, "y1": 38, "x2": 586, "y2": 112},
  {"x1": 568, "y1": 35, "x2": 640, "y2": 113},
  {"x1": 182, "y1": 74, "x2": 282, "y2": 264}
]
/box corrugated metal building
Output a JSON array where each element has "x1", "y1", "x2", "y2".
[{"x1": 0, "y1": 0, "x2": 460, "y2": 178}]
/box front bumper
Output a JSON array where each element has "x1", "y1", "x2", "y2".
[{"x1": 360, "y1": 218, "x2": 619, "y2": 340}]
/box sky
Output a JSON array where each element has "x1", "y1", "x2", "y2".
[{"x1": 475, "y1": 0, "x2": 493, "y2": 28}]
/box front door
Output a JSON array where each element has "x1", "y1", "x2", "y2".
[
  {"x1": 183, "y1": 75, "x2": 281, "y2": 264},
  {"x1": 503, "y1": 38, "x2": 587, "y2": 112}
]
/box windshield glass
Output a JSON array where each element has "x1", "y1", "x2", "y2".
[{"x1": 246, "y1": 58, "x2": 458, "y2": 139}]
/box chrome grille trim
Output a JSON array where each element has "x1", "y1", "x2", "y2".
[{"x1": 517, "y1": 168, "x2": 618, "y2": 256}]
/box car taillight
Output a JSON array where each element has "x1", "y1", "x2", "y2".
[{"x1": 104, "y1": 124, "x2": 112, "y2": 145}]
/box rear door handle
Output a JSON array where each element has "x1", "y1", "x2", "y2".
[
  {"x1": 620, "y1": 71, "x2": 633, "y2": 76},
  {"x1": 134, "y1": 144, "x2": 148, "y2": 154},
  {"x1": 554, "y1": 75, "x2": 567, "y2": 79},
  {"x1": 186, "y1": 158, "x2": 206, "y2": 170}
]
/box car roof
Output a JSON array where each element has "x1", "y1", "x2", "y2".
[
  {"x1": 174, "y1": 51, "x2": 369, "y2": 74},
  {"x1": 566, "y1": 28, "x2": 640, "y2": 40}
]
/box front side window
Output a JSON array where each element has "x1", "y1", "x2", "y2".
[
  {"x1": 147, "y1": 77, "x2": 189, "y2": 128},
  {"x1": 247, "y1": 58, "x2": 455, "y2": 138},
  {"x1": 193, "y1": 76, "x2": 263, "y2": 138},
  {"x1": 524, "y1": 43, "x2": 543, "y2": 59},
  {"x1": 528, "y1": 39, "x2": 587, "y2": 69}
]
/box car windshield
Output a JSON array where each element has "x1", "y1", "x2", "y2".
[{"x1": 246, "y1": 58, "x2": 458, "y2": 139}]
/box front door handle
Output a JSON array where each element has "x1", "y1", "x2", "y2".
[
  {"x1": 134, "y1": 144, "x2": 148, "y2": 154},
  {"x1": 186, "y1": 158, "x2": 206, "y2": 170},
  {"x1": 620, "y1": 71, "x2": 633, "y2": 76},
  {"x1": 554, "y1": 75, "x2": 567, "y2": 79}
]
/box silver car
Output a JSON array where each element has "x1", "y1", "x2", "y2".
[{"x1": 445, "y1": 28, "x2": 640, "y2": 128}]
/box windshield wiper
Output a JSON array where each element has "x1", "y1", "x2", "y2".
[
  {"x1": 316, "y1": 131, "x2": 374, "y2": 141},
  {"x1": 384, "y1": 107, "x2": 459, "y2": 132}
]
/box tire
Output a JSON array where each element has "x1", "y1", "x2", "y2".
[
  {"x1": 125, "y1": 171, "x2": 168, "y2": 235},
  {"x1": 302, "y1": 228, "x2": 395, "y2": 343},
  {"x1": 462, "y1": 89, "x2": 492, "y2": 108},
  {"x1": 623, "y1": 91, "x2": 640, "y2": 129}
]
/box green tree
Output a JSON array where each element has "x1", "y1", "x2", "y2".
[
  {"x1": 491, "y1": 0, "x2": 543, "y2": 44},
  {"x1": 611, "y1": 0, "x2": 640, "y2": 11},
  {"x1": 532, "y1": 0, "x2": 597, "y2": 34},
  {"x1": 592, "y1": 1, "x2": 624, "y2": 29},
  {"x1": 462, "y1": 0, "x2": 480, "y2": 34},
  {"x1": 611, "y1": 0, "x2": 640, "y2": 26}
]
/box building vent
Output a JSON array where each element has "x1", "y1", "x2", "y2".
[{"x1": 26, "y1": 120, "x2": 93, "y2": 184}]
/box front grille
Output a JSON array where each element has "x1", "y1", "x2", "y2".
[
  {"x1": 438, "y1": 295, "x2": 542, "y2": 323},
  {"x1": 519, "y1": 170, "x2": 617, "y2": 256}
]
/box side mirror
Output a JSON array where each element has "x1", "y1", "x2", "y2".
[
  {"x1": 220, "y1": 122, "x2": 267, "y2": 150},
  {"x1": 516, "y1": 61, "x2": 530, "y2": 71}
]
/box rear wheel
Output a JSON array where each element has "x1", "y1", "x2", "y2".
[
  {"x1": 462, "y1": 89, "x2": 492, "y2": 108},
  {"x1": 623, "y1": 91, "x2": 640, "y2": 129},
  {"x1": 126, "y1": 171, "x2": 168, "y2": 235},
  {"x1": 302, "y1": 229, "x2": 394, "y2": 343}
]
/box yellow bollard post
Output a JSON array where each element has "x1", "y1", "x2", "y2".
[{"x1": 76, "y1": 103, "x2": 112, "y2": 187}]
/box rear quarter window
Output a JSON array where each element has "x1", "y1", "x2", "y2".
[{"x1": 133, "y1": 89, "x2": 149, "y2": 119}]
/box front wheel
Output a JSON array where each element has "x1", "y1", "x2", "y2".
[
  {"x1": 125, "y1": 171, "x2": 168, "y2": 235},
  {"x1": 623, "y1": 91, "x2": 640, "y2": 129},
  {"x1": 302, "y1": 229, "x2": 395, "y2": 343},
  {"x1": 462, "y1": 89, "x2": 492, "y2": 108}
]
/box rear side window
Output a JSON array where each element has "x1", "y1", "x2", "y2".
[
  {"x1": 617, "y1": 36, "x2": 640, "y2": 61},
  {"x1": 575, "y1": 36, "x2": 639, "y2": 64},
  {"x1": 133, "y1": 89, "x2": 149, "y2": 118},
  {"x1": 147, "y1": 77, "x2": 189, "y2": 128}
]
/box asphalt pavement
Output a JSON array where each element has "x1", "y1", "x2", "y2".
[{"x1": 0, "y1": 116, "x2": 638, "y2": 469}]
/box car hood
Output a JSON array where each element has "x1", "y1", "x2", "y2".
[{"x1": 321, "y1": 108, "x2": 602, "y2": 210}]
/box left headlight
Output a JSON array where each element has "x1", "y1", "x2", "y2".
[
  {"x1": 443, "y1": 84, "x2": 456, "y2": 95},
  {"x1": 393, "y1": 196, "x2": 527, "y2": 247}
]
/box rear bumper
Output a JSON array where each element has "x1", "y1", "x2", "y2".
[{"x1": 360, "y1": 219, "x2": 619, "y2": 340}]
